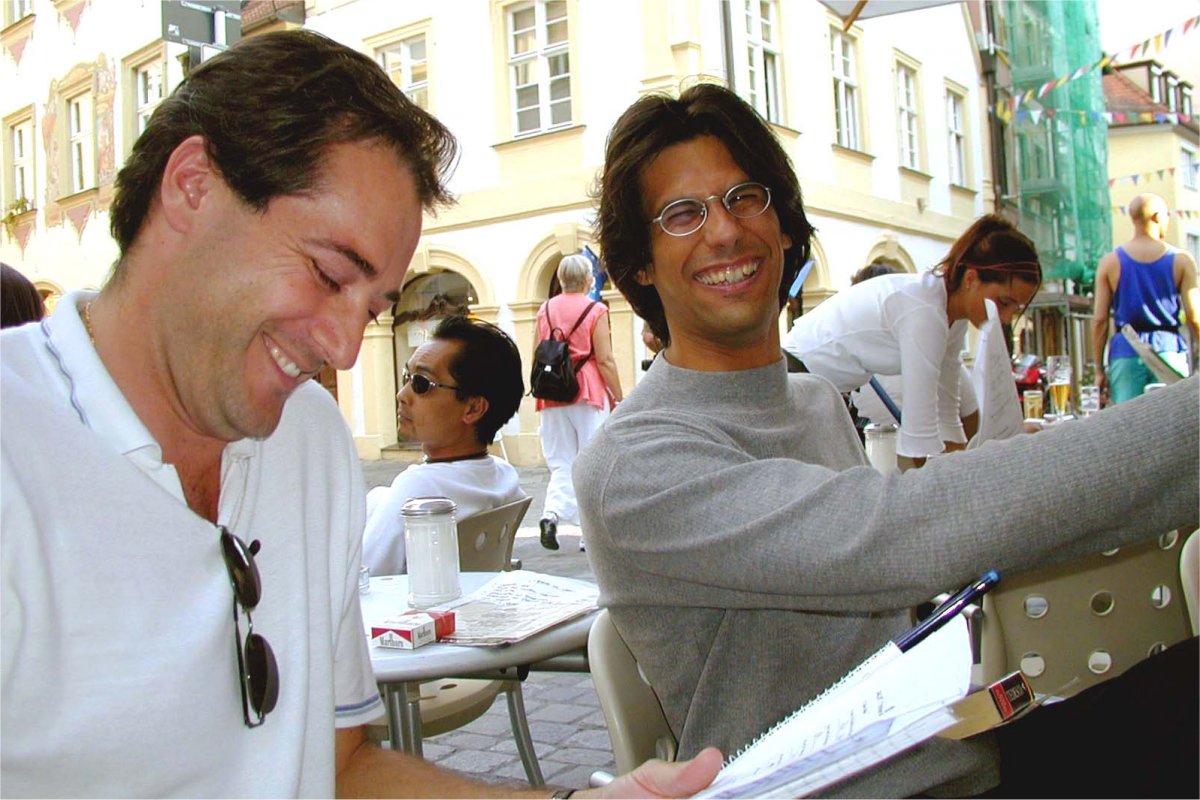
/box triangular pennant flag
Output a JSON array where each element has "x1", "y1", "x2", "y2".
[
  {"x1": 1029, "y1": 108, "x2": 1042, "y2": 125},
  {"x1": 1038, "y1": 80, "x2": 1056, "y2": 98},
  {"x1": 1132, "y1": 175, "x2": 1140, "y2": 185},
  {"x1": 1185, "y1": 17, "x2": 1195, "y2": 35},
  {"x1": 1140, "y1": 39, "x2": 1151, "y2": 56},
  {"x1": 1157, "y1": 169, "x2": 1166, "y2": 180},
  {"x1": 1108, "y1": 178, "x2": 1116, "y2": 187},
  {"x1": 1153, "y1": 33, "x2": 1164, "y2": 52},
  {"x1": 1045, "y1": 108, "x2": 1057, "y2": 118},
  {"x1": 1098, "y1": 54, "x2": 1115, "y2": 69},
  {"x1": 1163, "y1": 29, "x2": 1172, "y2": 47}
]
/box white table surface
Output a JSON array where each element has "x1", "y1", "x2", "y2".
[{"x1": 362, "y1": 572, "x2": 598, "y2": 683}]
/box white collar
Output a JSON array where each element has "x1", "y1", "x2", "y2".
[{"x1": 42, "y1": 291, "x2": 257, "y2": 509}]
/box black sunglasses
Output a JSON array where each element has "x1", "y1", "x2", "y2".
[
  {"x1": 219, "y1": 526, "x2": 280, "y2": 728},
  {"x1": 402, "y1": 368, "x2": 460, "y2": 396}
]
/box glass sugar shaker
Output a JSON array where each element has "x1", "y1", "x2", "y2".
[
  {"x1": 401, "y1": 496, "x2": 462, "y2": 609},
  {"x1": 864, "y1": 422, "x2": 898, "y2": 476}
]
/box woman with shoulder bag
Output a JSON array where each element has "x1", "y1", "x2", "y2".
[{"x1": 534, "y1": 254, "x2": 623, "y2": 551}]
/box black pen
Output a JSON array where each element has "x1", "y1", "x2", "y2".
[{"x1": 895, "y1": 570, "x2": 1001, "y2": 653}]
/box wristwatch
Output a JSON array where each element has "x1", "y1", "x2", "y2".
[{"x1": 550, "y1": 790, "x2": 576, "y2": 799}]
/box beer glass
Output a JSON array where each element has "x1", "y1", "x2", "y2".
[{"x1": 1046, "y1": 356, "x2": 1072, "y2": 416}]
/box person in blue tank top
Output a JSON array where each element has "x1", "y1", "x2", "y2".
[{"x1": 1091, "y1": 193, "x2": 1199, "y2": 404}]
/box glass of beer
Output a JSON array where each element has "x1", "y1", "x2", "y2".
[{"x1": 1046, "y1": 356, "x2": 1072, "y2": 416}]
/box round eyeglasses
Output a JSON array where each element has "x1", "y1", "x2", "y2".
[
  {"x1": 651, "y1": 181, "x2": 773, "y2": 237},
  {"x1": 402, "y1": 368, "x2": 460, "y2": 395}
]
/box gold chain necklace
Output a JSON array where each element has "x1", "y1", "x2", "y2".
[{"x1": 82, "y1": 301, "x2": 96, "y2": 343}]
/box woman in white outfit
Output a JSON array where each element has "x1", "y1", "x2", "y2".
[
  {"x1": 535, "y1": 254, "x2": 623, "y2": 550},
  {"x1": 783, "y1": 215, "x2": 1040, "y2": 466}
]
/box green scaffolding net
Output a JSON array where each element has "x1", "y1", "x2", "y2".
[{"x1": 995, "y1": 0, "x2": 1111, "y2": 290}]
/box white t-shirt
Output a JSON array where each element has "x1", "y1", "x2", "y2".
[
  {"x1": 363, "y1": 457, "x2": 525, "y2": 576},
  {"x1": 782, "y1": 271, "x2": 968, "y2": 457},
  {"x1": 1, "y1": 292, "x2": 382, "y2": 797}
]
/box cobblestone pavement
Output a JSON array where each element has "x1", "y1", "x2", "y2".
[{"x1": 361, "y1": 460, "x2": 614, "y2": 790}]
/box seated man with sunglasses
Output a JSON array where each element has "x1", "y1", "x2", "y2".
[
  {"x1": 363, "y1": 315, "x2": 526, "y2": 577},
  {"x1": 0, "y1": 31, "x2": 720, "y2": 799}
]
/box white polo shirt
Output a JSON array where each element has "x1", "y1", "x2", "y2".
[{"x1": 1, "y1": 291, "x2": 382, "y2": 796}]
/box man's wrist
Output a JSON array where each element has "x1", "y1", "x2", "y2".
[{"x1": 550, "y1": 789, "x2": 576, "y2": 799}]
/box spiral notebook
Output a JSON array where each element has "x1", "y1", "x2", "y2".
[{"x1": 693, "y1": 616, "x2": 972, "y2": 799}]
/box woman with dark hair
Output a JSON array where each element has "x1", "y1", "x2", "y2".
[
  {"x1": 783, "y1": 215, "x2": 1040, "y2": 465},
  {"x1": 1, "y1": 263, "x2": 44, "y2": 328}
]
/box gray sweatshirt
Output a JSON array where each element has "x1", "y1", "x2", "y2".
[{"x1": 574, "y1": 358, "x2": 1198, "y2": 797}]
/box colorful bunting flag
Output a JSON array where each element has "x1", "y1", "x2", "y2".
[{"x1": 993, "y1": 14, "x2": 1200, "y2": 121}]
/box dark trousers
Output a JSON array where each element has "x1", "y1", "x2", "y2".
[{"x1": 981, "y1": 636, "x2": 1198, "y2": 798}]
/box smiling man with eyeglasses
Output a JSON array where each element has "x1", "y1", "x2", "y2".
[
  {"x1": 575, "y1": 83, "x2": 1198, "y2": 798},
  {"x1": 361, "y1": 315, "x2": 527, "y2": 578},
  {"x1": 0, "y1": 31, "x2": 721, "y2": 800}
]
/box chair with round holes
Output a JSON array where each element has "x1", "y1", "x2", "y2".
[
  {"x1": 970, "y1": 531, "x2": 1193, "y2": 701},
  {"x1": 587, "y1": 609, "x2": 677, "y2": 776}
]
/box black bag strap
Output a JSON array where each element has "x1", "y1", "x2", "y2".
[{"x1": 546, "y1": 298, "x2": 598, "y2": 369}]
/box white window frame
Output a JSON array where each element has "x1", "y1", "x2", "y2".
[
  {"x1": 739, "y1": 0, "x2": 781, "y2": 124},
  {"x1": 946, "y1": 89, "x2": 966, "y2": 186},
  {"x1": 377, "y1": 34, "x2": 429, "y2": 110},
  {"x1": 5, "y1": 0, "x2": 33, "y2": 26},
  {"x1": 831, "y1": 29, "x2": 860, "y2": 151},
  {"x1": 67, "y1": 91, "x2": 94, "y2": 195},
  {"x1": 133, "y1": 61, "x2": 164, "y2": 135},
  {"x1": 896, "y1": 63, "x2": 919, "y2": 169},
  {"x1": 1182, "y1": 146, "x2": 1198, "y2": 192},
  {"x1": 507, "y1": 0, "x2": 571, "y2": 137},
  {"x1": 8, "y1": 115, "x2": 34, "y2": 206}
]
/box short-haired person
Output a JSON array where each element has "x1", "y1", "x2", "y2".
[
  {"x1": 363, "y1": 315, "x2": 526, "y2": 576},
  {"x1": 783, "y1": 215, "x2": 1038, "y2": 465},
  {"x1": 0, "y1": 31, "x2": 719, "y2": 798},
  {"x1": 1, "y1": 262, "x2": 44, "y2": 328},
  {"x1": 1091, "y1": 192, "x2": 1199, "y2": 404},
  {"x1": 535, "y1": 253, "x2": 623, "y2": 552},
  {"x1": 577, "y1": 83, "x2": 1197, "y2": 797}
]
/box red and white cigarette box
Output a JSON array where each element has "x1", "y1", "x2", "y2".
[{"x1": 371, "y1": 610, "x2": 457, "y2": 650}]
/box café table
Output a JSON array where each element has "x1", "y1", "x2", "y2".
[{"x1": 361, "y1": 572, "x2": 597, "y2": 757}]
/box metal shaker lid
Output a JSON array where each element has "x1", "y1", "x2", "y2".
[
  {"x1": 399, "y1": 496, "x2": 458, "y2": 517},
  {"x1": 863, "y1": 422, "x2": 898, "y2": 438}
]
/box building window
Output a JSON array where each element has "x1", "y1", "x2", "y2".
[
  {"x1": 8, "y1": 116, "x2": 33, "y2": 206},
  {"x1": 896, "y1": 64, "x2": 919, "y2": 169},
  {"x1": 1187, "y1": 233, "x2": 1199, "y2": 265},
  {"x1": 507, "y1": 0, "x2": 571, "y2": 136},
  {"x1": 1166, "y1": 75, "x2": 1180, "y2": 112},
  {"x1": 133, "y1": 61, "x2": 163, "y2": 134},
  {"x1": 377, "y1": 34, "x2": 429, "y2": 110},
  {"x1": 1149, "y1": 65, "x2": 1163, "y2": 104},
  {"x1": 831, "y1": 29, "x2": 860, "y2": 150},
  {"x1": 5, "y1": 0, "x2": 33, "y2": 26},
  {"x1": 67, "y1": 92, "x2": 94, "y2": 194},
  {"x1": 946, "y1": 90, "x2": 966, "y2": 185},
  {"x1": 1182, "y1": 86, "x2": 1193, "y2": 118},
  {"x1": 1183, "y1": 147, "x2": 1198, "y2": 192},
  {"x1": 742, "y1": 0, "x2": 781, "y2": 123}
]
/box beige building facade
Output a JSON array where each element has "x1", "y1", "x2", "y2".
[{"x1": 2, "y1": 0, "x2": 994, "y2": 463}]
